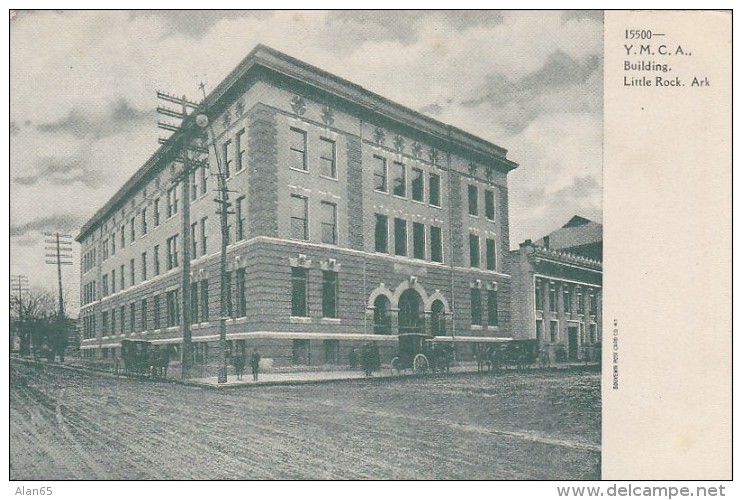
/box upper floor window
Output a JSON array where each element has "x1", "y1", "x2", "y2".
[
  {"x1": 167, "y1": 234, "x2": 179, "y2": 270},
  {"x1": 291, "y1": 267, "x2": 308, "y2": 317},
  {"x1": 392, "y1": 162, "x2": 406, "y2": 197},
  {"x1": 488, "y1": 289, "x2": 498, "y2": 326},
  {"x1": 223, "y1": 139, "x2": 232, "y2": 178},
  {"x1": 200, "y1": 165, "x2": 208, "y2": 196},
  {"x1": 141, "y1": 208, "x2": 148, "y2": 236},
  {"x1": 486, "y1": 238, "x2": 496, "y2": 271},
  {"x1": 200, "y1": 217, "x2": 208, "y2": 255},
  {"x1": 320, "y1": 201, "x2": 337, "y2": 245},
  {"x1": 120, "y1": 225, "x2": 126, "y2": 248},
  {"x1": 394, "y1": 218, "x2": 407, "y2": 256},
  {"x1": 289, "y1": 128, "x2": 307, "y2": 171},
  {"x1": 535, "y1": 279, "x2": 544, "y2": 311},
  {"x1": 154, "y1": 198, "x2": 161, "y2": 227},
  {"x1": 322, "y1": 271, "x2": 338, "y2": 319},
  {"x1": 468, "y1": 185, "x2": 478, "y2": 216},
  {"x1": 319, "y1": 137, "x2": 336, "y2": 178},
  {"x1": 154, "y1": 245, "x2": 160, "y2": 276},
  {"x1": 412, "y1": 222, "x2": 425, "y2": 260},
  {"x1": 469, "y1": 234, "x2": 480, "y2": 268},
  {"x1": 167, "y1": 186, "x2": 179, "y2": 218},
  {"x1": 290, "y1": 194, "x2": 308, "y2": 240},
  {"x1": 130, "y1": 217, "x2": 136, "y2": 242},
  {"x1": 375, "y1": 214, "x2": 388, "y2": 253},
  {"x1": 235, "y1": 129, "x2": 246, "y2": 172},
  {"x1": 429, "y1": 173, "x2": 441, "y2": 207},
  {"x1": 411, "y1": 167, "x2": 424, "y2": 202},
  {"x1": 236, "y1": 196, "x2": 246, "y2": 241},
  {"x1": 549, "y1": 282, "x2": 558, "y2": 312},
  {"x1": 373, "y1": 156, "x2": 387, "y2": 192},
  {"x1": 471, "y1": 288, "x2": 482, "y2": 326},
  {"x1": 485, "y1": 189, "x2": 495, "y2": 220},
  {"x1": 430, "y1": 225, "x2": 443, "y2": 263},
  {"x1": 563, "y1": 285, "x2": 571, "y2": 313}
]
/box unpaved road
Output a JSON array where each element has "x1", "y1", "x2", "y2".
[{"x1": 10, "y1": 359, "x2": 600, "y2": 479}]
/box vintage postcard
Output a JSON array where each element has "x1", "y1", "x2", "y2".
[{"x1": 7, "y1": 9, "x2": 731, "y2": 490}]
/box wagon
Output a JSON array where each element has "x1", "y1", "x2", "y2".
[{"x1": 390, "y1": 333, "x2": 454, "y2": 375}]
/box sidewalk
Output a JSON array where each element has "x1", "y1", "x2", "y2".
[{"x1": 185, "y1": 361, "x2": 600, "y2": 388}]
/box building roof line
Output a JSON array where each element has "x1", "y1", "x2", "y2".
[{"x1": 77, "y1": 43, "x2": 518, "y2": 241}]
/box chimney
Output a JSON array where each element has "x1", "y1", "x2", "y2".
[{"x1": 543, "y1": 236, "x2": 550, "y2": 248}]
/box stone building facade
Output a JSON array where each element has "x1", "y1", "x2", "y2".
[{"x1": 76, "y1": 45, "x2": 519, "y2": 370}]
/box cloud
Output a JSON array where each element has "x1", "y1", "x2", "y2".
[
  {"x1": 36, "y1": 98, "x2": 153, "y2": 139},
  {"x1": 10, "y1": 213, "x2": 85, "y2": 238},
  {"x1": 562, "y1": 11, "x2": 604, "y2": 23},
  {"x1": 460, "y1": 50, "x2": 602, "y2": 132},
  {"x1": 13, "y1": 154, "x2": 104, "y2": 188},
  {"x1": 129, "y1": 10, "x2": 272, "y2": 38}
]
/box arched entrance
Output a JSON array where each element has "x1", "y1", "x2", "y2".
[
  {"x1": 398, "y1": 289, "x2": 424, "y2": 335},
  {"x1": 430, "y1": 299, "x2": 446, "y2": 336},
  {"x1": 373, "y1": 295, "x2": 392, "y2": 335}
]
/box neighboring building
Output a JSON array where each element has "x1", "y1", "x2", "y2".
[
  {"x1": 76, "y1": 44, "x2": 519, "y2": 369},
  {"x1": 506, "y1": 217, "x2": 602, "y2": 362}
]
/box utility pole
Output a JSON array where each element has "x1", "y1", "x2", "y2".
[
  {"x1": 44, "y1": 233, "x2": 73, "y2": 319},
  {"x1": 156, "y1": 91, "x2": 206, "y2": 380},
  {"x1": 198, "y1": 82, "x2": 234, "y2": 385},
  {"x1": 10, "y1": 274, "x2": 29, "y2": 353}
]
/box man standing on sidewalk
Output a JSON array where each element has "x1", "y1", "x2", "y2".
[{"x1": 250, "y1": 348, "x2": 261, "y2": 382}]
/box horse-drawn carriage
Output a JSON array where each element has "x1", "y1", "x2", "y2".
[
  {"x1": 476, "y1": 338, "x2": 540, "y2": 371},
  {"x1": 120, "y1": 339, "x2": 172, "y2": 379},
  {"x1": 390, "y1": 333, "x2": 454, "y2": 375}
]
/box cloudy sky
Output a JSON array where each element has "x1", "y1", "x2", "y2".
[{"x1": 10, "y1": 10, "x2": 603, "y2": 314}]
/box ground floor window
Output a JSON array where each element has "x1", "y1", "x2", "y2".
[
  {"x1": 167, "y1": 289, "x2": 180, "y2": 327},
  {"x1": 399, "y1": 289, "x2": 424, "y2": 334},
  {"x1": 550, "y1": 320, "x2": 558, "y2": 343},
  {"x1": 322, "y1": 271, "x2": 338, "y2": 318},
  {"x1": 431, "y1": 299, "x2": 446, "y2": 336},
  {"x1": 293, "y1": 339, "x2": 310, "y2": 365},
  {"x1": 536, "y1": 319, "x2": 543, "y2": 341},
  {"x1": 291, "y1": 268, "x2": 308, "y2": 317},
  {"x1": 373, "y1": 295, "x2": 392, "y2": 335},
  {"x1": 487, "y1": 290, "x2": 498, "y2": 326},
  {"x1": 323, "y1": 340, "x2": 339, "y2": 364},
  {"x1": 470, "y1": 288, "x2": 482, "y2": 326}
]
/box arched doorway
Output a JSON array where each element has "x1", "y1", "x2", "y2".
[
  {"x1": 430, "y1": 299, "x2": 446, "y2": 336},
  {"x1": 373, "y1": 295, "x2": 392, "y2": 335},
  {"x1": 398, "y1": 289, "x2": 424, "y2": 335}
]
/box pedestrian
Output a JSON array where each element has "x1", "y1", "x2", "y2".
[
  {"x1": 250, "y1": 348, "x2": 261, "y2": 382},
  {"x1": 233, "y1": 352, "x2": 246, "y2": 380},
  {"x1": 348, "y1": 347, "x2": 357, "y2": 370},
  {"x1": 361, "y1": 343, "x2": 373, "y2": 377}
]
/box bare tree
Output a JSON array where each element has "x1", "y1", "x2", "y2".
[{"x1": 10, "y1": 288, "x2": 61, "y2": 357}]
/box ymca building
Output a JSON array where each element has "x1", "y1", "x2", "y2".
[{"x1": 76, "y1": 45, "x2": 519, "y2": 369}]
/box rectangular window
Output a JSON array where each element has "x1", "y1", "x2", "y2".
[
  {"x1": 469, "y1": 234, "x2": 480, "y2": 268},
  {"x1": 429, "y1": 173, "x2": 441, "y2": 207},
  {"x1": 190, "y1": 282, "x2": 199, "y2": 324},
  {"x1": 411, "y1": 167, "x2": 424, "y2": 201},
  {"x1": 237, "y1": 268, "x2": 247, "y2": 317},
  {"x1": 470, "y1": 288, "x2": 482, "y2": 326},
  {"x1": 549, "y1": 283, "x2": 558, "y2": 312},
  {"x1": 167, "y1": 186, "x2": 179, "y2": 218},
  {"x1": 392, "y1": 162, "x2": 406, "y2": 197},
  {"x1": 102, "y1": 311, "x2": 109, "y2": 336},
  {"x1": 535, "y1": 279, "x2": 544, "y2": 311},
  {"x1": 319, "y1": 137, "x2": 336, "y2": 178},
  {"x1": 190, "y1": 169, "x2": 197, "y2": 202},
  {"x1": 488, "y1": 289, "x2": 498, "y2": 326},
  {"x1": 167, "y1": 289, "x2": 180, "y2": 327},
  {"x1": 141, "y1": 252, "x2": 147, "y2": 281},
  {"x1": 413, "y1": 222, "x2": 425, "y2": 260},
  {"x1": 120, "y1": 305, "x2": 125, "y2": 334},
  {"x1": 563, "y1": 285, "x2": 571, "y2": 313},
  {"x1": 102, "y1": 274, "x2": 109, "y2": 297},
  {"x1": 200, "y1": 165, "x2": 208, "y2": 195},
  {"x1": 154, "y1": 198, "x2": 160, "y2": 226},
  {"x1": 110, "y1": 308, "x2": 116, "y2": 334},
  {"x1": 140, "y1": 298, "x2": 148, "y2": 331},
  {"x1": 291, "y1": 267, "x2": 308, "y2": 317},
  {"x1": 322, "y1": 271, "x2": 338, "y2": 319},
  {"x1": 375, "y1": 214, "x2": 388, "y2": 253},
  {"x1": 221, "y1": 139, "x2": 232, "y2": 178},
  {"x1": 394, "y1": 218, "x2": 407, "y2": 256},
  {"x1": 111, "y1": 232, "x2": 116, "y2": 255},
  {"x1": 290, "y1": 194, "x2": 308, "y2": 240},
  {"x1": 130, "y1": 217, "x2": 136, "y2": 242},
  {"x1": 120, "y1": 225, "x2": 125, "y2": 248},
  {"x1": 120, "y1": 265, "x2": 125, "y2": 290},
  {"x1": 154, "y1": 245, "x2": 160, "y2": 276},
  {"x1": 577, "y1": 288, "x2": 584, "y2": 314},
  {"x1": 130, "y1": 258, "x2": 135, "y2": 287},
  {"x1": 486, "y1": 238, "x2": 496, "y2": 270},
  {"x1": 536, "y1": 319, "x2": 543, "y2": 341},
  {"x1": 225, "y1": 271, "x2": 234, "y2": 318},
  {"x1": 430, "y1": 225, "x2": 443, "y2": 263},
  {"x1": 550, "y1": 321, "x2": 558, "y2": 343},
  {"x1": 320, "y1": 201, "x2": 337, "y2": 245},
  {"x1": 373, "y1": 155, "x2": 387, "y2": 192},
  {"x1": 141, "y1": 208, "x2": 148, "y2": 235},
  {"x1": 102, "y1": 239, "x2": 109, "y2": 261},
  {"x1": 236, "y1": 196, "x2": 245, "y2": 241},
  {"x1": 236, "y1": 129, "x2": 245, "y2": 172},
  {"x1": 590, "y1": 292, "x2": 597, "y2": 315},
  {"x1": 200, "y1": 279, "x2": 209, "y2": 321},
  {"x1": 289, "y1": 128, "x2": 307, "y2": 171},
  {"x1": 130, "y1": 303, "x2": 136, "y2": 333},
  {"x1": 200, "y1": 217, "x2": 208, "y2": 255},
  {"x1": 153, "y1": 295, "x2": 161, "y2": 329},
  {"x1": 324, "y1": 339, "x2": 339, "y2": 365},
  {"x1": 468, "y1": 185, "x2": 479, "y2": 216},
  {"x1": 191, "y1": 222, "x2": 198, "y2": 259},
  {"x1": 167, "y1": 234, "x2": 179, "y2": 270},
  {"x1": 111, "y1": 269, "x2": 116, "y2": 294},
  {"x1": 485, "y1": 190, "x2": 495, "y2": 220}
]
